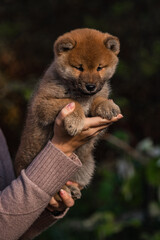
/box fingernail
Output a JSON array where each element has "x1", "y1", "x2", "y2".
[
  {"x1": 117, "y1": 114, "x2": 123, "y2": 119},
  {"x1": 60, "y1": 189, "x2": 66, "y2": 195},
  {"x1": 66, "y1": 102, "x2": 75, "y2": 110}
]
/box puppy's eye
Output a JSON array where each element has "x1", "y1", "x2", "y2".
[
  {"x1": 72, "y1": 65, "x2": 84, "y2": 72},
  {"x1": 97, "y1": 66, "x2": 103, "y2": 71},
  {"x1": 97, "y1": 65, "x2": 108, "y2": 72}
]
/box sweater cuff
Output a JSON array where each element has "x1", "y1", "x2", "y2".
[{"x1": 25, "y1": 141, "x2": 82, "y2": 196}]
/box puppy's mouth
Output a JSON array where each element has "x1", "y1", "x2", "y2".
[
  {"x1": 78, "y1": 83, "x2": 103, "y2": 95},
  {"x1": 79, "y1": 88, "x2": 100, "y2": 95}
]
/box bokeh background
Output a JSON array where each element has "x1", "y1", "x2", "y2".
[{"x1": 0, "y1": 0, "x2": 160, "y2": 239}]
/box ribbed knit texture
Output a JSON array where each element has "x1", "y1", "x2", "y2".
[
  {"x1": 25, "y1": 141, "x2": 82, "y2": 196},
  {"x1": 20, "y1": 209, "x2": 69, "y2": 240},
  {"x1": 0, "y1": 130, "x2": 82, "y2": 240}
]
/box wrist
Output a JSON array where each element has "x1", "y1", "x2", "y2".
[{"x1": 51, "y1": 140, "x2": 73, "y2": 157}]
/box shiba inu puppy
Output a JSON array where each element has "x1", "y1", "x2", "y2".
[{"x1": 15, "y1": 28, "x2": 121, "y2": 199}]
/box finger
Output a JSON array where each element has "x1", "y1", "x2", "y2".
[
  {"x1": 55, "y1": 102, "x2": 75, "y2": 126},
  {"x1": 47, "y1": 203, "x2": 66, "y2": 212},
  {"x1": 84, "y1": 117, "x2": 110, "y2": 129},
  {"x1": 49, "y1": 197, "x2": 60, "y2": 208},
  {"x1": 59, "y1": 189, "x2": 75, "y2": 208},
  {"x1": 48, "y1": 196, "x2": 66, "y2": 212},
  {"x1": 83, "y1": 124, "x2": 110, "y2": 140},
  {"x1": 83, "y1": 114, "x2": 123, "y2": 130},
  {"x1": 111, "y1": 114, "x2": 123, "y2": 121}
]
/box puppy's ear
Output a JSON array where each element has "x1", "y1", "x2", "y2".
[
  {"x1": 104, "y1": 36, "x2": 120, "y2": 55},
  {"x1": 54, "y1": 37, "x2": 76, "y2": 55}
]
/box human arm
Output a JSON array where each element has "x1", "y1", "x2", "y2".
[
  {"x1": 0, "y1": 129, "x2": 81, "y2": 240},
  {"x1": 20, "y1": 102, "x2": 123, "y2": 239},
  {"x1": 20, "y1": 181, "x2": 79, "y2": 240},
  {"x1": 0, "y1": 102, "x2": 122, "y2": 240}
]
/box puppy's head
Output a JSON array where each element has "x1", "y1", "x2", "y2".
[{"x1": 54, "y1": 28, "x2": 120, "y2": 95}]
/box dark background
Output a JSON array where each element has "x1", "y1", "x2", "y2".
[{"x1": 0, "y1": 0, "x2": 160, "y2": 239}]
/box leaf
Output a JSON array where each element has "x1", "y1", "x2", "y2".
[{"x1": 146, "y1": 158, "x2": 160, "y2": 187}]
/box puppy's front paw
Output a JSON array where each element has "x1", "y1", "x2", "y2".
[
  {"x1": 69, "y1": 185, "x2": 82, "y2": 200},
  {"x1": 64, "y1": 112, "x2": 85, "y2": 136},
  {"x1": 95, "y1": 99, "x2": 121, "y2": 120}
]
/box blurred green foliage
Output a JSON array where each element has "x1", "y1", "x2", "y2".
[{"x1": 0, "y1": 0, "x2": 160, "y2": 239}]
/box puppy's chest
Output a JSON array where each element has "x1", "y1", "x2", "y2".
[
  {"x1": 56, "y1": 84, "x2": 93, "y2": 116},
  {"x1": 78, "y1": 99, "x2": 92, "y2": 116},
  {"x1": 64, "y1": 92, "x2": 92, "y2": 116}
]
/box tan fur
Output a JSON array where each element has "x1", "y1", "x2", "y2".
[{"x1": 15, "y1": 28, "x2": 121, "y2": 199}]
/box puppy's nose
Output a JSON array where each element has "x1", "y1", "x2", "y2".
[{"x1": 85, "y1": 84, "x2": 96, "y2": 92}]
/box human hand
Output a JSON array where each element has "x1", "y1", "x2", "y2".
[
  {"x1": 47, "y1": 181, "x2": 81, "y2": 213},
  {"x1": 51, "y1": 102, "x2": 123, "y2": 156}
]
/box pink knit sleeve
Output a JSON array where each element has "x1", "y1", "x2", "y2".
[
  {"x1": 20, "y1": 208, "x2": 69, "y2": 240},
  {"x1": 0, "y1": 136, "x2": 82, "y2": 240}
]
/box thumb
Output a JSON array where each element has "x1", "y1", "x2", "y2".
[{"x1": 55, "y1": 102, "x2": 75, "y2": 126}]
